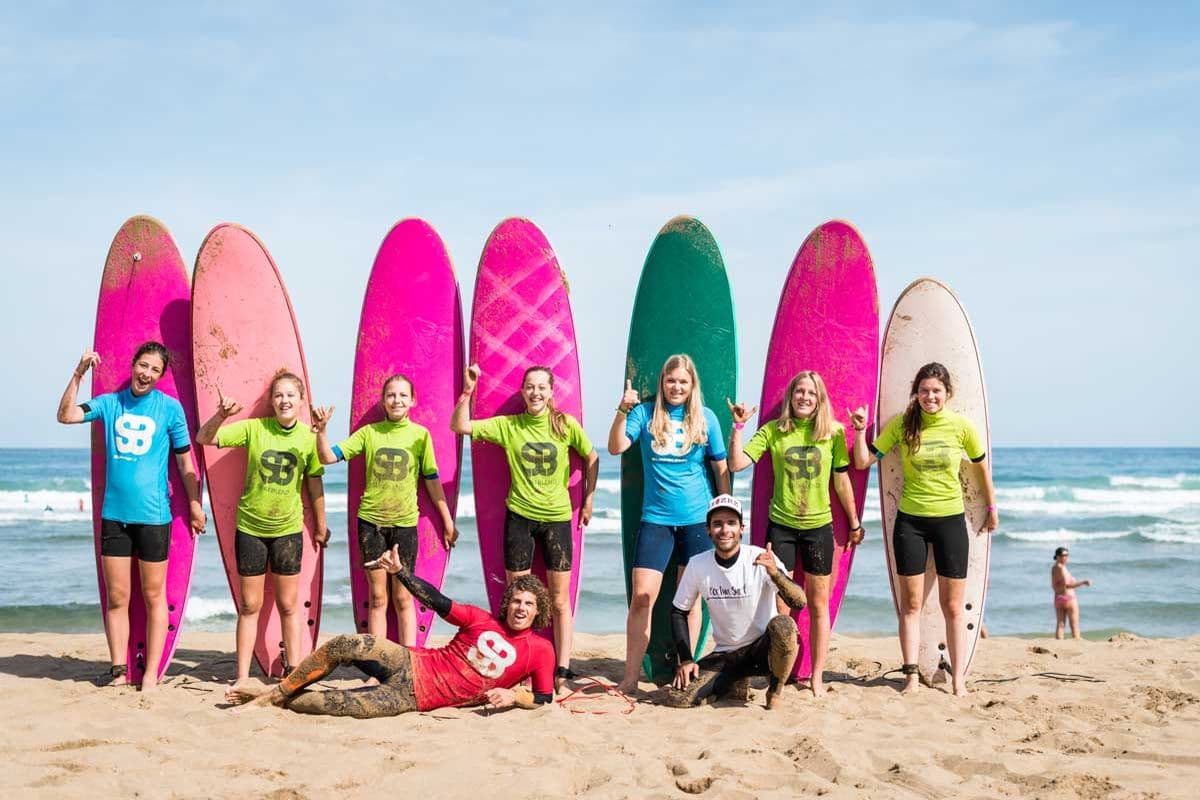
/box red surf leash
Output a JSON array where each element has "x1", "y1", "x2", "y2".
[{"x1": 556, "y1": 677, "x2": 636, "y2": 715}]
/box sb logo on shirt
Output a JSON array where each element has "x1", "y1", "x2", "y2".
[
  {"x1": 520, "y1": 442, "x2": 557, "y2": 477},
  {"x1": 259, "y1": 450, "x2": 299, "y2": 486},
  {"x1": 466, "y1": 630, "x2": 517, "y2": 678},
  {"x1": 114, "y1": 413, "x2": 156, "y2": 457},
  {"x1": 783, "y1": 446, "x2": 821, "y2": 481},
  {"x1": 373, "y1": 448, "x2": 411, "y2": 482}
]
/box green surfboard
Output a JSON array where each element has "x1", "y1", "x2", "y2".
[{"x1": 621, "y1": 215, "x2": 737, "y2": 684}]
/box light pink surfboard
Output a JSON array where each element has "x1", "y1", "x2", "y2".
[
  {"x1": 91, "y1": 215, "x2": 202, "y2": 685},
  {"x1": 469, "y1": 218, "x2": 585, "y2": 626},
  {"x1": 750, "y1": 220, "x2": 879, "y2": 681},
  {"x1": 348, "y1": 219, "x2": 464, "y2": 644},
  {"x1": 192, "y1": 223, "x2": 322, "y2": 678}
]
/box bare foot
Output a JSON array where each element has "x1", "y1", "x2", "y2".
[
  {"x1": 810, "y1": 678, "x2": 826, "y2": 698},
  {"x1": 226, "y1": 683, "x2": 284, "y2": 714},
  {"x1": 139, "y1": 677, "x2": 158, "y2": 692},
  {"x1": 901, "y1": 674, "x2": 920, "y2": 695},
  {"x1": 952, "y1": 679, "x2": 969, "y2": 698},
  {"x1": 765, "y1": 682, "x2": 784, "y2": 710}
]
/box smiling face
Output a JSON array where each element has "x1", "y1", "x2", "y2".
[
  {"x1": 130, "y1": 353, "x2": 166, "y2": 396},
  {"x1": 381, "y1": 377, "x2": 414, "y2": 422},
  {"x1": 706, "y1": 509, "x2": 744, "y2": 557},
  {"x1": 521, "y1": 369, "x2": 553, "y2": 416},
  {"x1": 791, "y1": 376, "x2": 819, "y2": 419},
  {"x1": 662, "y1": 367, "x2": 694, "y2": 406},
  {"x1": 271, "y1": 377, "x2": 304, "y2": 426},
  {"x1": 916, "y1": 377, "x2": 948, "y2": 414},
  {"x1": 504, "y1": 589, "x2": 538, "y2": 632}
]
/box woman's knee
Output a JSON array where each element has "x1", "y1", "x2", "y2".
[
  {"x1": 630, "y1": 589, "x2": 656, "y2": 612},
  {"x1": 369, "y1": 585, "x2": 390, "y2": 610},
  {"x1": 238, "y1": 596, "x2": 263, "y2": 616},
  {"x1": 105, "y1": 587, "x2": 130, "y2": 610}
]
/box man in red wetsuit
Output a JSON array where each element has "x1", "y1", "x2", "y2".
[{"x1": 226, "y1": 544, "x2": 556, "y2": 717}]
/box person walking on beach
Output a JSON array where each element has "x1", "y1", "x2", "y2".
[
  {"x1": 310, "y1": 375, "x2": 457, "y2": 646},
  {"x1": 451, "y1": 363, "x2": 599, "y2": 688},
  {"x1": 56, "y1": 343, "x2": 205, "y2": 690},
  {"x1": 609, "y1": 354, "x2": 731, "y2": 693},
  {"x1": 225, "y1": 549, "x2": 556, "y2": 717},
  {"x1": 851, "y1": 362, "x2": 998, "y2": 697},
  {"x1": 195, "y1": 370, "x2": 329, "y2": 688},
  {"x1": 1051, "y1": 546, "x2": 1091, "y2": 639},
  {"x1": 726, "y1": 370, "x2": 864, "y2": 697},
  {"x1": 664, "y1": 495, "x2": 805, "y2": 710}
]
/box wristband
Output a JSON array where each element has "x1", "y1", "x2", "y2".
[
  {"x1": 986, "y1": 504, "x2": 997, "y2": 513},
  {"x1": 458, "y1": 392, "x2": 473, "y2": 404},
  {"x1": 73, "y1": 371, "x2": 84, "y2": 379},
  {"x1": 733, "y1": 422, "x2": 746, "y2": 431},
  {"x1": 852, "y1": 424, "x2": 865, "y2": 432},
  {"x1": 615, "y1": 406, "x2": 628, "y2": 416},
  {"x1": 850, "y1": 524, "x2": 863, "y2": 533}
]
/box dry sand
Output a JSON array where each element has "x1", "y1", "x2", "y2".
[{"x1": 1, "y1": 631, "x2": 1197, "y2": 799}]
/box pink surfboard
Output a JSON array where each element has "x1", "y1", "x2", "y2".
[
  {"x1": 91, "y1": 215, "x2": 202, "y2": 685},
  {"x1": 469, "y1": 218, "x2": 585, "y2": 625},
  {"x1": 750, "y1": 220, "x2": 879, "y2": 680},
  {"x1": 192, "y1": 223, "x2": 322, "y2": 677},
  {"x1": 348, "y1": 219, "x2": 464, "y2": 644}
]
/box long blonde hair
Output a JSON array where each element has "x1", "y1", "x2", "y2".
[
  {"x1": 777, "y1": 370, "x2": 834, "y2": 441},
  {"x1": 523, "y1": 366, "x2": 568, "y2": 439},
  {"x1": 649, "y1": 354, "x2": 709, "y2": 448}
]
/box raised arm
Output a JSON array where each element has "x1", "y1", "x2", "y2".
[
  {"x1": 608, "y1": 379, "x2": 639, "y2": 455},
  {"x1": 369, "y1": 544, "x2": 453, "y2": 617},
  {"x1": 310, "y1": 405, "x2": 339, "y2": 464},
  {"x1": 56, "y1": 352, "x2": 101, "y2": 424},
  {"x1": 196, "y1": 390, "x2": 242, "y2": 445},
  {"x1": 724, "y1": 398, "x2": 757, "y2": 472},
  {"x1": 849, "y1": 404, "x2": 876, "y2": 469},
  {"x1": 449, "y1": 364, "x2": 480, "y2": 436},
  {"x1": 755, "y1": 544, "x2": 807, "y2": 610}
]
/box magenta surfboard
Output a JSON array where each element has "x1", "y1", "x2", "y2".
[
  {"x1": 91, "y1": 215, "x2": 202, "y2": 685},
  {"x1": 348, "y1": 218, "x2": 464, "y2": 644},
  {"x1": 192, "y1": 223, "x2": 322, "y2": 677},
  {"x1": 469, "y1": 218, "x2": 585, "y2": 623},
  {"x1": 750, "y1": 220, "x2": 879, "y2": 680}
]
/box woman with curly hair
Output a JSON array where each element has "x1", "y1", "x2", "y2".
[{"x1": 225, "y1": 545, "x2": 556, "y2": 717}]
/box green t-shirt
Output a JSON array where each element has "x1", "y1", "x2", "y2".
[
  {"x1": 217, "y1": 417, "x2": 324, "y2": 538},
  {"x1": 743, "y1": 419, "x2": 850, "y2": 529},
  {"x1": 872, "y1": 409, "x2": 986, "y2": 517},
  {"x1": 471, "y1": 411, "x2": 593, "y2": 522},
  {"x1": 336, "y1": 419, "x2": 437, "y2": 527}
]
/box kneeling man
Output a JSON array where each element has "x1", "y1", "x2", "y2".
[
  {"x1": 227, "y1": 544, "x2": 556, "y2": 717},
  {"x1": 667, "y1": 494, "x2": 806, "y2": 709}
]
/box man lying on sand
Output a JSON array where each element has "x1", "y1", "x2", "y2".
[
  {"x1": 665, "y1": 495, "x2": 806, "y2": 709},
  {"x1": 225, "y1": 545, "x2": 556, "y2": 717}
]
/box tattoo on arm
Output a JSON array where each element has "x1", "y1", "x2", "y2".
[
  {"x1": 395, "y1": 571, "x2": 452, "y2": 617},
  {"x1": 771, "y1": 570, "x2": 807, "y2": 610}
]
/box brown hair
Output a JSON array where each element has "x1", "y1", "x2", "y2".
[
  {"x1": 776, "y1": 370, "x2": 835, "y2": 440},
  {"x1": 523, "y1": 366, "x2": 568, "y2": 439},
  {"x1": 501, "y1": 573, "x2": 552, "y2": 630},
  {"x1": 132, "y1": 341, "x2": 170, "y2": 369},
  {"x1": 649, "y1": 354, "x2": 708, "y2": 448},
  {"x1": 903, "y1": 362, "x2": 953, "y2": 454},
  {"x1": 380, "y1": 374, "x2": 416, "y2": 403},
  {"x1": 269, "y1": 369, "x2": 306, "y2": 401}
]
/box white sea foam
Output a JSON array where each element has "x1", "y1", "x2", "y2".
[
  {"x1": 1001, "y1": 528, "x2": 1133, "y2": 543},
  {"x1": 183, "y1": 595, "x2": 236, "y2": 622},
  {"x1": 595, "y1": 478, "x2": 621, "y2": 494},
  {"x1": 584, "y1": 518, "x2": 621, "y2": 534},
  {"x1": 998, "y1": 487, "x2": 1200, "y2": 517},
  {"x1": 1110, "y1": 473, "x2": 1200, "y2": 489}
]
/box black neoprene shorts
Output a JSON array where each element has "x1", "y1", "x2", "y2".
[
  {"x1": 357, "y1": 518, "x2": 417, "y2": 573},
  {"x1": 100, "y1": 519, "x2": 170, "y2": 562},
  {"x1": 236, "y1": 531, "x2": 303, "y2": 577},
  {"x1": 892, "y1": 511, "x2": 969, "y2": 579},
  {"x1": 504, "y1": 509, "x2": 572, "y2": 572},
  {"x1": 766, "y1": 521, "x2": 834, "y2": 576}
]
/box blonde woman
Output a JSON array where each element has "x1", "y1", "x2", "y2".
[
  {"x1": 727, "y1": 371, "x2": 863, "y2": 697},
  {"x1": 608, "y1": 354, "x2": 730, "y2": 692}
]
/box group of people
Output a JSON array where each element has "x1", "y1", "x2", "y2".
[{"x1": 59, "y1": 341, "x2": 999, "y2": 713}]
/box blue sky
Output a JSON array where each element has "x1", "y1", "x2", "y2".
[{"x1": 3, "y1": 2, "x2": 1197, "y2": 447}]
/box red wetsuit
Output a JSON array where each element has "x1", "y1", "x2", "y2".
[{"x1": 408, "y1": 601, "x2": 556, "y2": 711}]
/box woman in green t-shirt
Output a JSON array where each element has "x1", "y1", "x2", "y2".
[
  {"x1": 850, "y1": 361, "x2": 998, "y2": 697},
  {"x1": 451, "y1": 364, "x2": 600, "y2": 687},
  {"x1": 727, "y1": 370, "x2": 863, "y2": 697},
  {"x1": 310, "y1": 375, "x2": 457, "y2": 646},
  {"x1": 196, "y1": 370, "x2": 329, "y2": 688}
]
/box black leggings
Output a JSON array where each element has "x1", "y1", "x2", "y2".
[{"x1": 892, "y1": 511, "x2": 969, "y2": 579}]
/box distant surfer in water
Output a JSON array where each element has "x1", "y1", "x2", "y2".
[
  {"x1": 851, "y1": 362, "x2": 998, "y2": 697},
  {"x1": 196, "y1": 370, "x2": 329, "y2": 689},
  {"x1": 56, "y1": 342, "x2": 205, "y2": 690},
  {"x1": 727, "y1": 370, "x2": 865, "y2": 697},
  {"x1": 451, "y1": 363, "x2": 599, "y2": 690},
  {"x1": 310, "y1": 375, "x2": 457, "y2": 646},
  {"x1": 226, "y1": 549, "x2": 556, "y2": 717},
  {"x1": 1051, "y1": 547, "x2": 1091, "y2": 639},
  {"x1": 664, "y1": 495, "x2": 805, "y2": 709},
  {"x1": 609, "y1": 354, "x2": 730, "y2": 693}
]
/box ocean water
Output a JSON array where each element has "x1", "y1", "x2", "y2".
[{"x1": 0, "y1": 448, "x2": 1197, "y2": 640}]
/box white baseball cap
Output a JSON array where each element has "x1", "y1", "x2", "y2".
[{"x1": 706, "y1": 493, "x2": 743, "y2": 522}]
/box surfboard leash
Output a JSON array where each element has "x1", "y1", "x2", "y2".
[{"x1": 556, "y1": 677, "x2": 636, "y2": 715}]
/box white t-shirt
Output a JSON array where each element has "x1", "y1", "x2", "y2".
[{"x1": 672, "y1": 544, "x2": 786, "y2": 652}]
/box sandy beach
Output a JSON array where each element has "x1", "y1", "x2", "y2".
[{"x1": 1, "y1": 631, "x2": 1197, "y2": 799}]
